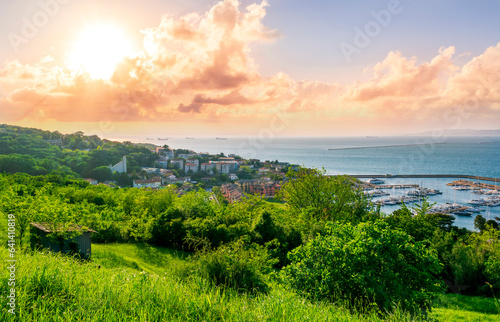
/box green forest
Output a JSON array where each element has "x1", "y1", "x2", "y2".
[{"x1": 1, "y1": 125, "x2": 499, "y2": 321}]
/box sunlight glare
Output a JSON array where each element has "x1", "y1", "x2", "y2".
[{"x1": 68, "y1": 24, "x2": 132, "y2": 80}]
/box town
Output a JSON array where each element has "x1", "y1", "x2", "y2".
[{"x1": 84, "y1": 145, "x2": 300, "y2": 202}]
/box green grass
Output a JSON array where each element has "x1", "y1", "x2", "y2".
[
  {"x1": 430, "y1": 293, "x2": 500, "y2": 321},
  {"x1": 264, "y1": 198, "x2": 286, "y2": 209},
  {"x1": 92, "y1": 243, "x2": 189, "y2": 275},
  {"x1": 2, "y1": 245, "x2": 500, "y2": 321}
]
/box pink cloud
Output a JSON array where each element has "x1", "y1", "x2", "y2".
[{"x1": 0, "y1": 0, "x2": 499, "y2": 134}]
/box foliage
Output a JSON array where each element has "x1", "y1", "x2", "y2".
[
  {"x1": 1, "y1": 246, "x2": 450, "y2": 322},
  {"x1": 384, "y1": 204, "x2": 456, "y2": 242},
  {"x1": 277, "y1": 168, "x2": 370, "y2": 223},
  {"x1": 0, "y1": 125, "x2": 158, "y2": 181},
  {"x1": 185, "y1": 240, "x2": 275, "y2": 294},
  {"x1": 475, "y1": 214, "x2": 487, "y2": 232},
  {"x1": 282, "y1": 220, "x2": 443, "y2": 314},
  {"x1": 442, "y1": 228, "x2": 500, "y2": 295}
]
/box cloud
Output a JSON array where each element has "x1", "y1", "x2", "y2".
[
  {"x1": 339, "y1": 44, "x2": 500, "y2": 127},
  {"x1": 0, "y1": 0, "x2": 499, "y2": 134}
]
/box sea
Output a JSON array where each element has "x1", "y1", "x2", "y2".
[{"x1": 111, "y1": 135, "x2": 500, "y2": 231}]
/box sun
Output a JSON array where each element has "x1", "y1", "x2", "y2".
[{"x1": 68, "y1": 24, "x2": 132, "y2": 80}]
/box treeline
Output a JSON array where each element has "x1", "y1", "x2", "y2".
[
  {"x1": 1, "y1": 169, "x2": 499, "y2": 314},
  {"x1": 0, "y1": 124, "x2": 157, "y2": 184}
]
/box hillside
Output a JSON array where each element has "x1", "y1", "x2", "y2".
[{"x1": 1, "y1": 245, "x2": 499, "y2": 321}]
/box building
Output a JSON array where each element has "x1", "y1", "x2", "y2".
[
  {"x1": 161, "y1": 175, "x2": 177, "y2": 185},
  {"x1": 259, "y1": 167, "x2": 270, "y2": 174},
  {"x1": 178, "y1": 153, "x2": 196, "y2": 159},
  {"x1": 170, "y1": 159, "x2": 184, "y2": 170},
  {"x1": 110, "y1": 156, "x2": 127, "y2": 173},
  {"x1": 133, "y1": 177, "x2": 162, "y2": 188},
  {"x1": 249, "y1": 182, "x2": 281, "y2": 197},
  {"x1": 177, "y1": 177, "x2": 192, "y2": 183},
  {"x1": 185, "y1": 163, "x2": 199, "y2": 173},
  {"x1": 155, "y1": 157, "x2": 169, "y2": 168},
  {"x1": 162, "y1": 169, "x2": 174, "y2": 176},
  {"x1": 30, "y1": 222, "x2": 96, "y2": 259},
  {"x1": 221, "y1": 184, "x2": 244, "y2": 202},
  {"x1": 217, "y1": 163, "x2": 231, "y2": 174},
  {"x1": 157, "y1": 148, "x2": 175, "y2": 159},
  {"x1": 229, "y1": 174, "x2": 239, "y2": 180},
  {"x1": 187, "y1": 158, "x2": 200, "y2": 167},
  {"x1": 141, "y1": 167, "x2": 161, "y2": 175},
  {"x1": 209, "y1": 161, "x2": 238, "y2": 173},
  {"x1": 83, "y1": 178, "x2": 98, "y2": 185},
  {"x1": 140, "y1": 167, "x2": 171, "y2": 176},
  {"x1": 236, "y1": 180, "x2": 281, "y2": 197},
  {"x1": 201, "y1": 163, "x2": 216, "y2": 174}
]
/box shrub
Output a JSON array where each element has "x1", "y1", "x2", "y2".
[
  {"x1": 282, "y1": 221, "x2": 443, "y2": 314},
  {"x1": 484, "y1": 255, "x2": 500, "y2": 293},
  {"x1": 150, "y1": 207, "x2": 186, "y2": 249},
  {"x1": 188, "y1": 240, "x2": 276, "y2": 294}
]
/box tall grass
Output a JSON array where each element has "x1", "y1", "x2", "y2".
[{"x1": 0, "y1": 247, "x2": 428, "y2": 321}]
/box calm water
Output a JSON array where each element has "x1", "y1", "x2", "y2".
[{"x1": 112, "y1": 135, "x2": 500, "y2": 230}]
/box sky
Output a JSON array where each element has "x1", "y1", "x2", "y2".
[{"x1": 0, "y1": 0, "x2": 499, "y2": 137}]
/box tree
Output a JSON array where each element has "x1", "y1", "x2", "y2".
[
  {"x1": 485, "y1": 220, "x2": 499, "y2": 230},
  {"x1": 89, "y1": 166, "x2": 113, "y2": 183},
  {"x1": 412, "y1": 197, "x2": 435, "y2": 216},
  {"x1": 0, "y1": 154, "x2": 37, "y2": 174},
  {"x1": 474, "y1": 215, "x2": 487, "y2": 232},
  {"x1": 277, "y1": 168, "x2": 368, "y2": 222},
  {"x1": 282, "y1": 221, "x2": 443, "y2": 313},
  {"x1": 117, "y1": 172, "x2": 132, "y2": 187}
]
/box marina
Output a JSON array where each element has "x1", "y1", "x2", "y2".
[{"x1": 359, "y1": 176, "x2": 500, "y2": 228}]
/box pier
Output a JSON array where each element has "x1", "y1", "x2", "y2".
[
  {"x1": 364, "y1": 183, "x2": 419, "y2": 190},
  {"x1": 348, "y1": 174, "x2": 500, "y2": 184},
  {"x1": 447, "y1": 180, "x2": 500, "y2": 191}
]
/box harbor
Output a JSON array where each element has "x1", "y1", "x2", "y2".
[{"x1": 358, "y1": 176, "x2": 500, "y2": 229}]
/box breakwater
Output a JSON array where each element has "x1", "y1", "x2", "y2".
[{"x1": 328, "y1": 142, "x2": 447, "y2": 151}]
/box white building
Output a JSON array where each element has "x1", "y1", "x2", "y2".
[
  {"x1": 170, "y1": 159, "x2": 184, "y2": 170},
  {"x1": 209, "y1": 161, "x2": 238, "y2": 172},
  {"x1": 161, "y1": 175, "x2": 177, "y2": 185},
  {"x1": 216, "y1": 162, "x2": 231, "y2": 174},
  {"x1": 133, "y1": 178, "x2": 162, "y2": 188},
  {"x1": 185, "y1": 163, "x2": 199, "y2": 173},
  {"x1": 110, "y1": 156, "x2": 127, "y2": 173},
  {"x1": 156, "y1": 157, "x2": 169, "y2": 168},
  {"x1": 201, "y1": 163, "x2": 216, "y2": 174},
  {"x1": 186, "y1": 158, "x2": 200, "y2": 167}
]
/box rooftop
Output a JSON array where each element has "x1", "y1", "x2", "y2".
[{"x1": 30, "y1": 222, "x2": 97, "y2": 233}]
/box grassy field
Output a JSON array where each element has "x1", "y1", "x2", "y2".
[
  {"x1": 92, "y1": 243, "x2": 190, "y2": 275},
  {"x1": 1, "y1": 244, "x2": 499, "y2": 321}
]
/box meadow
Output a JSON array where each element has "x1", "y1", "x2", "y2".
[{"x1": 1, "y1": 244, "x2": 499, "y2": 321}]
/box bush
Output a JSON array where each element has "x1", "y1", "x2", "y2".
[
  {"x1": 150, "y1": 207, "x2": 186, "y2": 249},
  {"x1": 187, "y1": 240, "x2": 276, "y2": 294},
  {"x1": 282, "y1": 221, "x2": 443, "y2": 314}
]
